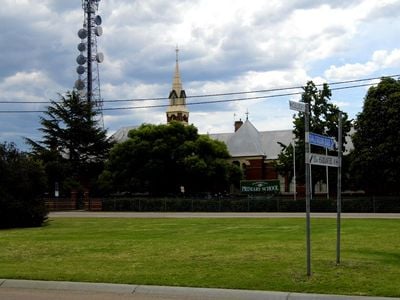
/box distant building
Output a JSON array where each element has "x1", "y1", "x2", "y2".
[{"x1": 209, "y1": 118, "x2": 294, "y2": 193}]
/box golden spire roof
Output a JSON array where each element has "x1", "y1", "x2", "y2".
[{"x1": 172, "y1": 46, "x2": 182, "y2": 95}]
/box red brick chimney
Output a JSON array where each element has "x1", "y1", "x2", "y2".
[{"x1": 234, "y1": 119, "x2": 243, "y2": 132}]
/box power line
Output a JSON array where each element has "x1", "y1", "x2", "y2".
[
  {"x1": 103, "y1": 73, "x2": 398, "y2": 103},
  {"x1": 102, "y1": 82, "x2": 377, "y2": 111},
  {"x1": 0, "y1": 81, "x2": 379, "y2": 114},
  {"x1": 0, "y1": 73, "x2": 397, "y2": 106}
]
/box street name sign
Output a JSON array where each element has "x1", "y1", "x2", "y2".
[
  {"x1": 308, "y1": 132, "x2": 336, "y2": 150},
  {"x1": 289, "y1": 100, "x2": 306, "y2": 112},
  {"x1": 306, "y1": 153, "x2": 341, "y2": 167}
]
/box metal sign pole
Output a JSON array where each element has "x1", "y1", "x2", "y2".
[
  {"x1": 336, "y1": 111, "x2": 343, "y2": 265},
  {"x1": 293, "y1": 141, "x2": 296, "y2": 201},
  {"x1": 305, "y1": 104, "x2": 311, "y2": 276},
  {"x1": 326, "y1": 147, "x2": 329, "y2": 199},
  {"x1": 289, "y1": 100, "x2": 311, "y2": 276}
]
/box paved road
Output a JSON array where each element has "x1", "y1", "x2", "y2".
[
  {"x1": 49, "y1": 211, "x2": 400, "y2": 219},
  {"x1": 1, "y1": 280, "x2": 398, "y2": 300},
  {"x1": 0, "y1": 287, "x2": 169, "y2": 300}
]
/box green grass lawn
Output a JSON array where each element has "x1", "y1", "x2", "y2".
[{"x1": 0, "y1": 217, "x2": 399, "y2": 297}]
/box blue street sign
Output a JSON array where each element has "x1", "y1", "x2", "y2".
[{"x1": 308, "y1": 132, "x2": 336, "y2": 150}]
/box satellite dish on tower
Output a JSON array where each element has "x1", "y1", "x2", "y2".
[
  {"x1": 78, "y1": 28, "x2": 87, "y2": 39},
  {"x1": 95, "y1": 52, "x2": 104, "y2": 63},
  {"x1": 76, "y1": 65, "x2": 85, "y2": 75},
  {"x1": 94, "y1": 15, "x2": 102, "y2": 25},
  {"x1": 95, "y1": 26, "x2": 103, "y2": 36},
  {"x1": 77, "y1": 42, "x2": 86, "y2": 52},
  {"x1": 76, "y1": 54, "x2": 87, "y2": 65},
  {"x1": 75, "y1": 79, "x2": 85, "y2": 90}
]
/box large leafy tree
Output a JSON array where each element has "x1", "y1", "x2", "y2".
[
  {"x1": 276, "y1": 81, "x2": 352, "y2": 193},
  {"x1": 26, "y1": 91, "x2": 113, "y2": 195},
  {"x1": 101, "y1": 122, "x2": 242, "y2": 195},
  {"x1": 350, "y1": 77, "x2": 400, "y2": 195}
]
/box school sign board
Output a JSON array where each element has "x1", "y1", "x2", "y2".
[{"x1": 240, "y1": 180, "x2": 280, "y2": 194}]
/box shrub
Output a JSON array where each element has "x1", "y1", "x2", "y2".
[{"x1": 0, "y1": 143, "x2": 48, "y2": 228}]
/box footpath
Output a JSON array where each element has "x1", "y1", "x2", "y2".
[{"x1": 0, "y1": 279, "x2": 399, "y2": 300}]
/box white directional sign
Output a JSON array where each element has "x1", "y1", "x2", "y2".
[
  {"x1": 308, "y1": 132, "x2": 336, "y2": 150},
  {"x1": 306, "y1": 153, "x2": 341, "y2": 167},
  {"x1": 289, "y1": 100, "x2": 306, "y2": 112}
]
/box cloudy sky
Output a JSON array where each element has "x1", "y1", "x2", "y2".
[{"x1": 1, "y1": 0, "x2": 400, "y2": 150}]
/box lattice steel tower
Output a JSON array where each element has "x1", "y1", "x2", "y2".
[{"x1": 75, "y1": 0, "x2": 104, "y2": 123}]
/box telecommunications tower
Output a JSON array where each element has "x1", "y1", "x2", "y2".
[{"x1": 75, "y1": 0, "x2": 104, "y2": 122}]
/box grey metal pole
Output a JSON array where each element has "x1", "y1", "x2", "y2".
[
  {"x1": 293, "y1": 141, "x2": 296, "y2": 201},
  {"x1": 336, "y1": 111, "x2": 343, "y2": 265},
  {"x1": 326, "y1": 147, "x2": 329, "y2": 199},
  {"x1": 305, "y1": 104, "x2": 311, "y2": 276}
]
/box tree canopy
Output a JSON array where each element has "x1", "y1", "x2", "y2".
[
  {"x1": 26, "y1": 91, "x2": 113, "y2": 195},
  {"x1": 350, "y1": 77, "x2": 400, "y2": 195},
  {"x1": 101, "y1": 122, "x2": 241, "y2": 195}
]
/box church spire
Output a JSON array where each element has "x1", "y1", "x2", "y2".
[
  {"x1": 172, "y1": 46, "x2": 183, "y2": 97},
  {"x1": 167, "y1": 46, "x2": 189, "y2": 125}
]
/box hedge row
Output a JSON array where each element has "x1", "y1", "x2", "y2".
[{"x1": 102, "y1": 196, "x2": 400, "y2": 213}]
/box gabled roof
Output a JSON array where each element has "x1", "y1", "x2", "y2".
[
  {"x1": 259, "y1": 130, "x2": 294, "y2": 159},
  {"x1": 227, "y1": 119, "x2": 265, "y2": 157},
  {"x1": 209, "y1": 120, "x2": 294, "y2": 159},
  {"x1": 111, "y1": 126, "x2": 138, "y2": 143}
]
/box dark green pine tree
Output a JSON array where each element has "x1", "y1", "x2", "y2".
[{"x1": 26, "y1": 91, "x2": 114, "y2": 195}]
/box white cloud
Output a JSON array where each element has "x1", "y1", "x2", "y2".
[
  {"x1": 1, "y1": 0, "x2": 400, "y2": 148},
  {"x1": 324, "y1": 48, "x2": 400, "y2": 80},
  {"x1": 0, "y1": 71, "x2": 61, "y2": 104}
]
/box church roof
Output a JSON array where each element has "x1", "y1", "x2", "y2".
[
  {"x1": 209, "y1": 119, "x2": 293, "y2": 159},
  {"x1": 111, "y1": 125, "x2": 138, "y2": 142},
  {"x1": 172, "y1": 49, "x2": 183, "y2": 96},
  {"x1": 259, "y1": 130, "x2": 294, "y2": 159},
  {"x1": 227, "y1": 119, "x2": 265, "y2": 157},
  {"x1": 111, "y1": 119, "x2": 296, "y2": 160}
]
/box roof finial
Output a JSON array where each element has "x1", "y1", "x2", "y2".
[
  {"x1": 175, "y1": 45, "x2": 179, "y2": 63},
  {"x1": 245, "y1": 109, "x2": 249, "y2": 120}
]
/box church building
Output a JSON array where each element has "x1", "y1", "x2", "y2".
[{"x1": 209, "y1": 118, "x2": 294, "y2": 193}]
